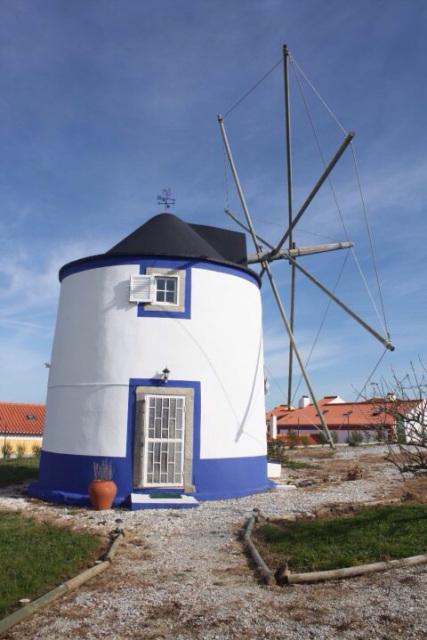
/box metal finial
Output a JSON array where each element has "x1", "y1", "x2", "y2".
[{"x1": 157, "y1": 188, "x2": 175, "y2": 210}]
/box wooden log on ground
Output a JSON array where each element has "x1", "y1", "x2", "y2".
[
  {"x1": 287, "y1": 553, "x2": 427, "y2": 584},
  {"x1": 242, "y1": 513, "x2": 275, "y2": 586},
  {"x1": 104, "y1": 531, "x2": 123, "y2": 561}
]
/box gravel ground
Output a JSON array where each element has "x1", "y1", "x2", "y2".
[{"x1": 2, "y1": 446, "x2": 427, "y2": 640}]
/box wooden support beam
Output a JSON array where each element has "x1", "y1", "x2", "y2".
[{"x1": 247, "y1": 241, "x2": 353, "y2": 264}]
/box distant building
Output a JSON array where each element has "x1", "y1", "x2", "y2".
[
  {"x1": 266, "y1": 394, "x2": 419, "y2": 444},
  {"x1": 0, "y1": 402, "x2": 44, "y2": 456}
]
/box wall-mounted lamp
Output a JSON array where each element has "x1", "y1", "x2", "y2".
[{"x1": 161, "y1": 367, "x2": 170, "y2": 383}]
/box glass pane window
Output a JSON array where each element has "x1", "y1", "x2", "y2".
[{"x1": 155, "y1": 277, "x2": 178, "y2": 304}]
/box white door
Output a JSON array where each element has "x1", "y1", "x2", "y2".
[{"x1": 143, "y1": 395, "x2": 186, "y2": 487}]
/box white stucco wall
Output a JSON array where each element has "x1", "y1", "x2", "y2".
[{"x1": 43, "y1": 262, "x2": 266, "y2": 460}]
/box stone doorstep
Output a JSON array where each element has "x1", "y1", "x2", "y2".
[
  {"x1": 129, "y1": 493, "x2": 199, "y2": 509},
  {"x1": 267, "y1": 461, "x2": 282, "y2": 479}
]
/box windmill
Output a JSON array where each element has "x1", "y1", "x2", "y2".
[{"x1": 217, "y1": 45, "x2": 394, "y2": 449}]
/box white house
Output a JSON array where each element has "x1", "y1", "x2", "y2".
[{"x1": 29, "y1": 213, "x2": 272, "y2": 507}]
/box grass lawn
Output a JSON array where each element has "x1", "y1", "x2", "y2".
[
  {"x1": 0, "y1": 511, "x2": 102, "y2": 617},
  {"x1": 254, "y1": 504, "x2": 427, "y2": 572},
  {"x1": 0, "y1": 457, "x2": 39, "y2": 487},
  {"x1": 281, "y1": 458, "x2": 319, "y2": 470}
]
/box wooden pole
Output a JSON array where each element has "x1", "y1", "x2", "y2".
[
  {"x1": 272, "y1": 132, "x2": 354, "y2": 257},
  {"x1": 283, "y1": 44, "x2": 296, "y2": 408},
  {"x1": 246, "y1": 241, "x2": 354, "y2": 263},
  {"x1": 287, "y1": 255, "x2": 395, "y2": 351}
]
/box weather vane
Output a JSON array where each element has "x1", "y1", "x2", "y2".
[{"x1": 157, "y1": 188, "x2": 175, "y2": 210}]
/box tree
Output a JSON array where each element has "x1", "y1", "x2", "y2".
[{"x1": 369, "y1": 364, "x2": 427, "y2": 475}]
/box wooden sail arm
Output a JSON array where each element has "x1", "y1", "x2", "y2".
[
  {"x1": 286, "y1": 256, "x2": 395, "y2": 352},
  {"x1": 270, "y1": 132, "x2": 354, "y2": 258},
  {"x1": 225, "y1": 208, "x2": 353, "y2": 262},
  {"x1": 247, "y1": 241, "x2": 353, "y2": 264},
  {"x1": 227, "y1": 204, "x2": 392, "y2": 350}
]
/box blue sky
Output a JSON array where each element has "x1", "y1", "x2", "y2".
[{"x1": 0, "y1": 0, "x2": 426, "y2": 409}]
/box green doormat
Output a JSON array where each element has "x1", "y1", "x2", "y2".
[{"x1": 149, "y1": 493, "x2": 183, "y2": 499}]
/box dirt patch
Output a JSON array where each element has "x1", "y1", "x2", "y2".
[
  {"x1": 287, "y1": 448, "x2": 337, "y2": 460},
  {"x1": 282, "y1": 449, "x2": 404, "y2": 499},
  {"x1": 389, "y1": 474, "x2": 427, "y2": 504}
]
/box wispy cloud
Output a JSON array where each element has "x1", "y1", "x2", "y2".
[
  {"x1": 0, "y1": 237, "x2": 107, "y2": 401},
  {"x1": 0, "y1": 336, "x2": 50, "y2": 402},
  {"x1": 264, "y1": 326, "x2": 347, "y2": 380},
  {"x1": 0, "y1": 239, "x2": 105, "y2": 318}
]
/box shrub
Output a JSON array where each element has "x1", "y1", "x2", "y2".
[
  {"x1": 1, "y1": 441, "x2": 13, "y2": 460},
  {"x1": 346, "y1": 465, "x2": 363, "y2": 480},
  {"x1": 287, "y1": 430, "x2": 298, "y2": 449},
  {"x1": 267, "y1": 438, "x2": 287, "y2": 463},
  {"x1": 347, "y1": 431, "x2": 364, "y2": 447},
  {"x1": 376, "y1": 426, "x2": 388, "y2": 443},
  {"x1": 318, "y1": 430, "x2": 338, "y2": 445},
  {"x1": 16, "y1": 444, "x2": 26, "y2": 459},
  {"x1": 32, "y1": 445, "x2": 41, "y2": 458},
  {"x1": 300, "y1": 435, "x2": 310, "y2": 448},
  {"x1": 365, "y1": 365, "x2": 427, "y2": 475},
  {"x1": 396, "y1": 419, "x2": 407, "y2": 444},
  {"x1": 92, "y1": 459, "x2": 113, "y2": 481}
]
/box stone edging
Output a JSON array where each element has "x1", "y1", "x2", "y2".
[
  {"x1": 243, "y1": 501, "x2": 427, "y2": 587},
  {"x1": 0, "y1": 528, "x2": 125, "y2": 636}
]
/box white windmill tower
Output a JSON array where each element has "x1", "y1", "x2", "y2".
[
  {"x1": 30, "y1": 199, "x2": 273, "y2": 508},
  {"x1": 217, "y1": 45, "x2": 394, "y2": 448}
]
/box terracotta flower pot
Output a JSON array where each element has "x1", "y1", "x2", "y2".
[{"x1": 88, "y1": 479, "x2": 117, "y2": 510}]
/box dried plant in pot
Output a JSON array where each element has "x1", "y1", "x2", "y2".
[{"x1": 88, "y1": 459, "x2": 117, "y2": 510}]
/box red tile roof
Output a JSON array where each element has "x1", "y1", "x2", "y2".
[
  {"x1": 267, "y1": 396, "x2": 418, "y2": 430},
  {"x1": 0, "y1": 402, "x2": 45, "y2": 436}
]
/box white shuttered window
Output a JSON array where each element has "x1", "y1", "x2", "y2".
[{"x1": 129, "y1": 275, "x2": 156, "y2": 303}]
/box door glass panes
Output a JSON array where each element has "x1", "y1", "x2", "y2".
[
  {"x1": 155, "y1": 277, "x2": 177, "y2": 304},
  {"x1": 144, "y1": 395, "x2": 185, "y2": 486}
]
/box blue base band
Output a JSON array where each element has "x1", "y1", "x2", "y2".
[
  {"x1": 27, "y1": 485, "x2": 126, "y2": 507},
  {"x1": 29, "y1": 450, "x2": 273, "y2": 507}
]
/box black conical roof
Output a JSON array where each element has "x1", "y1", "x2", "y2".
[
  {"x1": 107, "y1": 213, "x2": 227, "y2": 262},
  {"x1": 59, "y1": 212, "x2": 257, "y2": 282},
  {"x1": 189, "y1": 222, "x2": 247, "y2": 265}
]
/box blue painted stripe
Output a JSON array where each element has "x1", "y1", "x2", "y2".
[
  {"x1": 28, "y1": 451, "x2": 273, "y2": 505},
  {"x1": 29, "y1": 450, "x2": 130, "y2": 505},
  {"x1": 192, "y1": 455, "x2": 274, "y2": 500},
  {"x1": 58, "y1": 254, "x2": 260, "y2": 288},
  {"x1": 27, "y1": 486, "x2": 92, "y2": 508}
]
